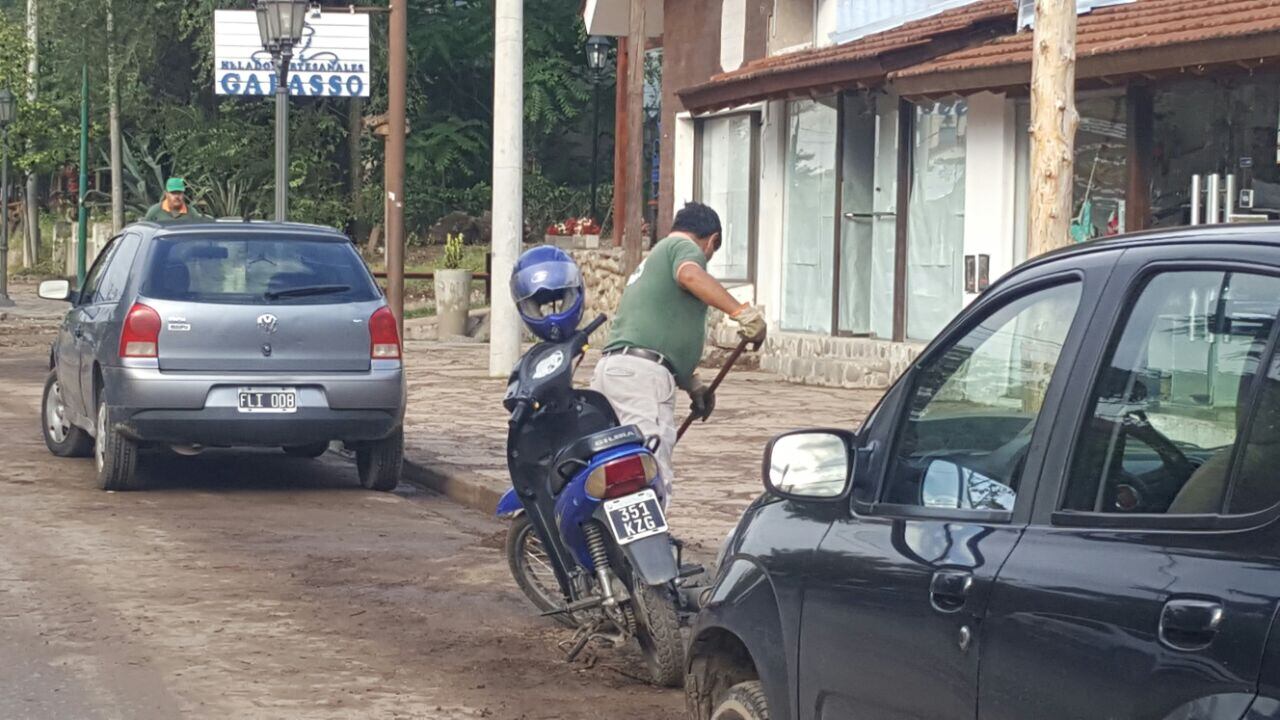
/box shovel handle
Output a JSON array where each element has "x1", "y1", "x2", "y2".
[{"x1": 676, "y1": 336, "x2": 759, "y2": 441}]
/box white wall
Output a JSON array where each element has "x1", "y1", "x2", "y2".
[
  {"x1": 757, "y1": 100, "x2": 788, "y2": 320},
  {"x1": 721, "y1": 0, "x2": 747, "y2": 72},
  {"x1": 961, "y1": 91, "x2": 1018, "y2": 306},
  {"x1": 673, "y1": 113, "x2": 696, "y2": 213}
]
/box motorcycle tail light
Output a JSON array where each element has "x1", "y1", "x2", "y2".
[
  {"x1": 585, "y1": 454, "x2": 658, "y2": 499},
  {"x1": 119, "y1": 302, "x2": 161, "y2": 358}
]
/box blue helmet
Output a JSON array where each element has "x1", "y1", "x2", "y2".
[{"x1": 510, "y1": 245, "x2": 585, "y2": 342}]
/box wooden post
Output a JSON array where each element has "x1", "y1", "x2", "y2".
[
  {"x1": 622, "y1": 1, "x2": 647, "y2": 275},
  {"x1": 1125, "y1": 84, "x2": 1153, "y2": 233},
  {"x1": 612, "y1": 36, "x2": 628, "y2": 249},
  {"x1": 1027, "y1": 0, "x2": 1079, "y2": 258}
]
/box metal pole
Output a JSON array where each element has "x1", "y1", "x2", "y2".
[
  {"x1": 489, "y1": 0, "x2": 523, "y2": 377},
  {"x1": 77, "y1": 64, "x2": 89, "y2": 288},
  {"x1": 274, "y1": 49, "x2": 291, "y2": 222},
  {"x1": 1207, "y1": 173, "x2": 1221, "y2": 226},
  {"x1": 0, "y1": 126, "x2": 12, "y2": 307},
  {"x1": 1226, "y1": 173, "x2": 1236, "y2": 222},
  {"x1": 386, "y1": 0, "x2": 408, "y2": 340},
  {"x1": 1190, "y1": 174, "x2": 1202, "y2": 225},
  {"x1": 590, "y1": 80, "x2": 600, "y2": 221}
]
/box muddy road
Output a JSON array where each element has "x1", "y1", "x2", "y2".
[{"x1": 0, "y1": 303, "x2": 684, "y2": 719}]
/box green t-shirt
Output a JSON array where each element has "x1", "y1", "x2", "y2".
[
  {"x1": 605, "y1": 234, "x2": 709, "y2": 387},
  {"x1": 144, "y1": 202, "x2": 207, "y2": 224}
]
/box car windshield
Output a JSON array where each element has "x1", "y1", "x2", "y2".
[{"x1": 142, "y1": 236, "x2": 380, "y2": 305}]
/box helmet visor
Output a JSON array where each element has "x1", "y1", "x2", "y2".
[
  {"x1": 518, "y1": 286, "x2": 581, "y2": 320},
  {"x1": 511, "y1": 260, "x2": 583, "y2": 303}
]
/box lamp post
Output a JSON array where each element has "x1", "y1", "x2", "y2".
[
  {"x1": 0, "y1": 88, "x2": 16, "y2": 307},
  {"x1": 255, "y1": 0, "x2": 308, "y2": 222},
  {"x1": 586, "y1": 36, "x2": 610, "y2": 223}
]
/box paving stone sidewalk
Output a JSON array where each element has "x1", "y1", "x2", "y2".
[{"x1": 400, "y1": 340, "x2": 883, "y2": 555}]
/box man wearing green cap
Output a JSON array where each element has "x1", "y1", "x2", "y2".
[{"x1": 144, "y1": 178, "x2": 207, "y2": 223}]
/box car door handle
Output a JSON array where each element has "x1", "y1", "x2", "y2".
[
  {"x1": 930, "y1": 570, "x2": 973, "y2": 614},
  {"x1": 1160, "y1": 599, "x2": 1223, "y2": 651}
]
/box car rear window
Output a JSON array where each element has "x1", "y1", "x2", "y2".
[{"x1": 141, "y1": 236, "x2": 381, "y2": 305}]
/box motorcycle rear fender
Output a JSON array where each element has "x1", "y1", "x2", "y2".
[
  {"x1": 621, "y1": 532, "x2": 679, "y2": 586},
  {"x1": 496, "y1": 488, "x2": 524, "y2": 518}
]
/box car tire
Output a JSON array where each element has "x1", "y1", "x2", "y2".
[
  {"x1": 283, "y1": 442, "x2": 329, "y2": 459},
  {"x1": 42, "y1": 371, "x2": 93, "y2": 458},
  {"x1": 95, "y1": 397, "x2": 142, "y2": 491},
  {"x1": 711, "y1": 681, "x2": 770, "y2": 720},
  {"x1": 357, "y1": 428, "x2": 402, "y2": 492}
]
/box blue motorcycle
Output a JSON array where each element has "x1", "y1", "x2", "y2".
[{"x1": 496, "y1": 313, "x2": 687, "y2": 687}]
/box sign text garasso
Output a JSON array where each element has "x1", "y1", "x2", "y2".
[{"x1": 214, "y1": 10, "x2": 370, "y2": 98}]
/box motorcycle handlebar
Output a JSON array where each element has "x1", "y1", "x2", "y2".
[
  {"x1": 509, "y1": 399, "x2": 531, "y2": 427},
  {"x1": 581, "y1": 313, "x2": 607, "y2": 338}
]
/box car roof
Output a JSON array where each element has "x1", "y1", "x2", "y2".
[
  {"x1": 1017, "y1": 222, "x2": 1280, "y2": 274},
  {"x1": 133, "y1": 220, "x2": 351, "y2": 242}
]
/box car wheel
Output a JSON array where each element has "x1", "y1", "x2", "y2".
[
  {"x1": 356, "y1": 428, "x2": 402, "y2": 492},
  {"x1": 96, "y1": 397, "x2": 142, "y2": 491},
  {"x1": 283, "y1": 442, "x2": 329, "y2": 459},
  {"x1": 711, "y1": 681, "x2": 770, "y2": 720},
  {"x1": 42, "y1": 371, "x2": 93, "y2": 458}
]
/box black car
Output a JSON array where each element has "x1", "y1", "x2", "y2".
[{"x1": 686, "y1": 225, "x2": 1280, "y2": 720}]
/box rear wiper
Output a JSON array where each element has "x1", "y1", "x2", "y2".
[{"x1": 264, "y1": 284, "x2": 351, "y2": 300}]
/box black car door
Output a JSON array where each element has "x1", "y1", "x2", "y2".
[
  {"x1": 979, "y1": 245, "x2": 1280, "y2": 720},
  {"x1": 796, "y1": 259, "x2": 1108, "y2": 720}
]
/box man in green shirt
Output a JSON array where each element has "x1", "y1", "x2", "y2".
[
  {"x1": 144, "y1": 177, "x2": 207, "y2": 223},
  {"x1": 591, "y1": 202, "x2": 766, "y2": 505}
]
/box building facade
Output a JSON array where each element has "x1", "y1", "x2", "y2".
[{"x1": 585, "y1": 0, "x2": 1280, "y2": 388}]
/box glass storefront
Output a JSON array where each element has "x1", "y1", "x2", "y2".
[
  {"x1": 1071, "y1": 93, "x2": 1128, "y2": 240},
  {"x1": 907, "y1": 99, "x2": 967, "y2": 341},
  {"x1": 781, "y1": 97, "x2": 839, "y2": 333},
  {"x1": 1151, "y1": 76, "x2": 1280, "y2": 226},
  {"x1": 838, "y1": 92, "x2": 899, "y2": 338},
  {"x1": 698, "y1": 114, "x2": 756, "y2": 281}
]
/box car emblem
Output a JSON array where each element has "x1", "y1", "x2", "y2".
[{"x1": 257, "y1": 314, "x2": 279, "y2": 334}]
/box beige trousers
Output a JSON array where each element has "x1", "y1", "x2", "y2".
[{"x1": 590, "y1": 353, "x2": 678, "y2": 505}]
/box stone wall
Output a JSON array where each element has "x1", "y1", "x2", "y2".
[{"x1": 573, "y1": 247, "x2": 921, "y2": 390}]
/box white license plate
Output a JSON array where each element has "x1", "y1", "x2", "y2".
[
  {"x1": 603, "y1": 489, "x2": 668, "y2": 545},
  {"x1": 237, "y1": 387, "x2": 298, "y2": 414}
]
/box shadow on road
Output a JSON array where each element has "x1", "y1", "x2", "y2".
[{"x1": 134, "y1": 449, "x2": 366, "y2": 493}]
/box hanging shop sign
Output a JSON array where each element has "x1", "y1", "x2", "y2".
[{"x1": 214, "y1": 9, "x2": 371, "y2": 98}]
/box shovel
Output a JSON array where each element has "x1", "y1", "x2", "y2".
[{"x1": 677, "y1": 335, "x2": 763, "y2": 441}]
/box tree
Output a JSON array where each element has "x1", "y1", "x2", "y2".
[{"x1": 1028, "y1": 0, "x2": 1079, "y2": 258}]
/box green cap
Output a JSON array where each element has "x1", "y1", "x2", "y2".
[{"x1": 165, "y1": 177, "x2": 186, "y2": 193}]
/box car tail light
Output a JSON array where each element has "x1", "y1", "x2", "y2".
[
  {"x1": 585, "y1": 454, "x2": 658, "y2": 499},
  {"x1": 370, "y1": 306, "x2": 401, "y2": 360},
  {"x1": 119, "y1": 303, "x2": 161, "y2": 358}
]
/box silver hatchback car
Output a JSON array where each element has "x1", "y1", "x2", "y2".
[{"x1": 38, "y1": 221, "x2": 406, "y2": 491}]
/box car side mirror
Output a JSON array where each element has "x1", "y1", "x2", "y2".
[
  {"x1": 37, "y1": 279, "x2": 73, "y2": 302},
  {"x1": 763, "y1": 429, "x2": 855, "y2": 502},
  {"x1": 920, "y1": 459, "x2": 1017, "y2": 511}
]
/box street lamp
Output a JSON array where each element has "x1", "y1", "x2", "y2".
[
  {"x1": 255, "y1": 0, "x2": 308, "y2": 222},
  {"x1": 585, "y1": 36, "x2": 611, "y2": 223},
  {"x1": 0, "y1": 88, "x2": 17, "y2": 307}
]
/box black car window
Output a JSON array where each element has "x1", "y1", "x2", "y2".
[
  {"x1": 94, "y1": 233, "x2": 141, "y2": 304},
  {"x1": 141, "y1": 236, "x2": 379, "y2": 305},
  {"x1": 1062, "y1": 271, "x2": 1280, "y2": 516},
  {"x1": 78, "y1": 237, "x2": 119, "y2": 305},
  {"x1": 882, "y1": 281, "x2": 1082, "y2": 512},
  {"x1": 1223, "y1": 352, "x2": 1280, "y2": 514}
]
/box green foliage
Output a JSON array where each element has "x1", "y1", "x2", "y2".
[{"x1": 441, "y1": 233, "x2": 465, "y2": 270}]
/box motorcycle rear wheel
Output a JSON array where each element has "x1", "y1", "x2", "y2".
[
  {"x1": 507, "y1": 514, "x2": 580, "y2": 629},
  {"x1": 633, "y1": 578, "x2": 684, "y2": 688}
]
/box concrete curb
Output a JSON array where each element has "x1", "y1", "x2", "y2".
[{"x1": 401, "y1": 457, "x2": 504, "y2": 515}]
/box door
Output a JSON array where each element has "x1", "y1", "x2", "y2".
[
  {"x1": 979, "y1": 253, "x2": 1280, "y2": 719},
  {"x1": 797, "y1": 276, "x2": 1088, "y2": 720},
  {"x1": 67, "y1": 236, "x2": 121, "y2": 418},
  {"x1": 834, "y1": 91, "x2": 899, "y2": 338}
]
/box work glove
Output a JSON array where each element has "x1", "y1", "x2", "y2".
[
  {"x1": 688, "y1": 374, "x2": 716, "y2": 423},
  {"x1": 731, "y1": 303, "x2": 767, "y2": 344}
]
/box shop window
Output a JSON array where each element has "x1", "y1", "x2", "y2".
[
  {"x1": 696, "y1": 114, "x2": 758, "y2": 283},
  {"x1": 839, "y1": 92, "x2": 898, "y2": 338},
  {"x1": 1151, "y1": 76, "x2": 1280, "y2": 226},
  {"x1": 1070, "y1": 94, "x2": 1128, "y2": 241},
  {"x1": 907, "y1": 99, "x2": 967, "y2": 341},
  {"x1": 781, "y1": 97, "x2": 838, "y2": 333}
]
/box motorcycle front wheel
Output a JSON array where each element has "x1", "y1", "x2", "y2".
[
  {"x1": 506, "y1": 514, "x2": 580, "y2": 629},
  {"x1": 632, "y1": 578, "x2": 684, "y2": 687}
]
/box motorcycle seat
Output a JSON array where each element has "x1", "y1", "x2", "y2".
[{"x1": 551, "y1": 425, "x2": 647, "y2": 491}]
